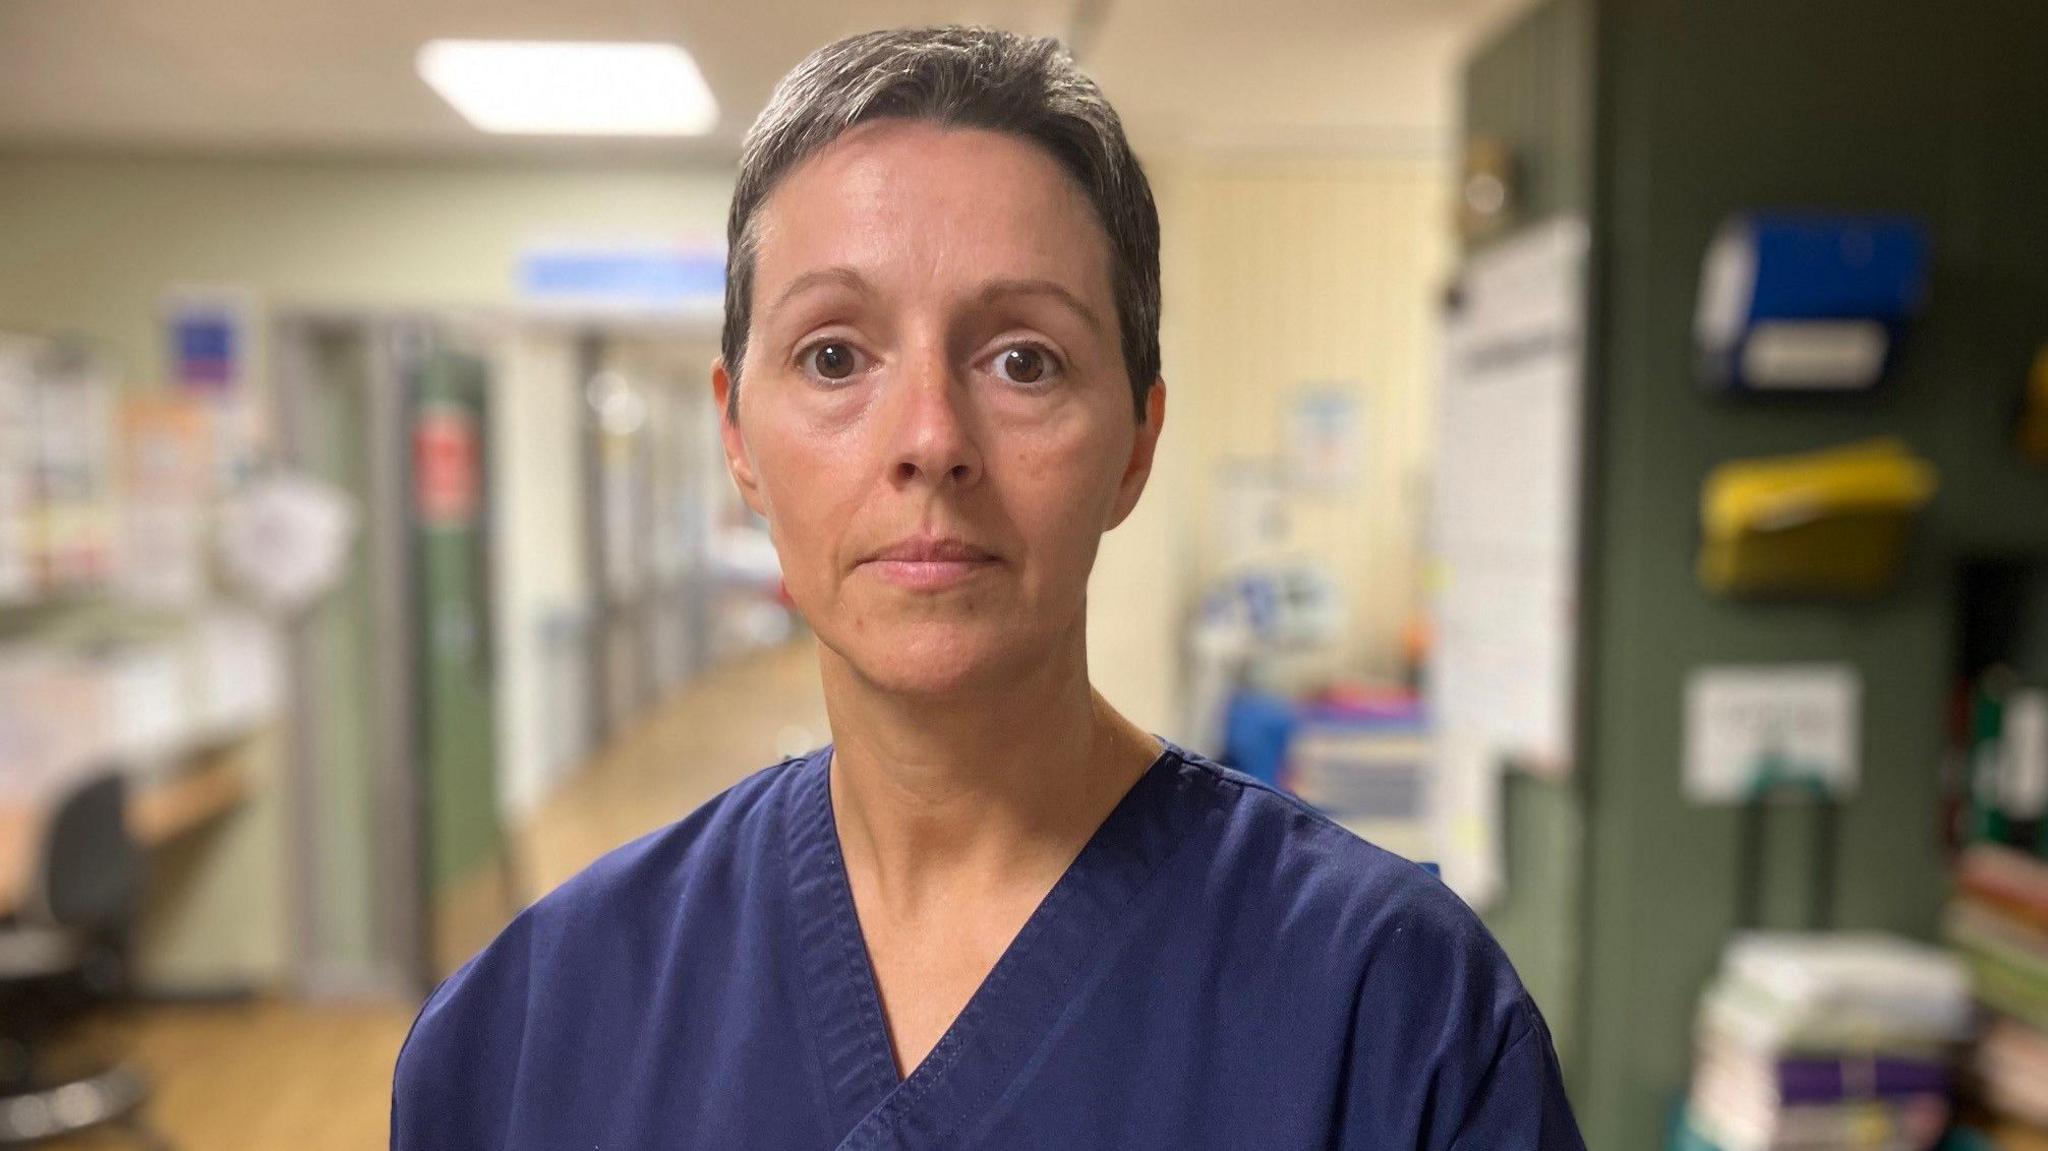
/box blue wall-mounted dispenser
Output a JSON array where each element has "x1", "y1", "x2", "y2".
[{"x1": 1693, "y1": 214, "x2": 1929, "y2": 394}]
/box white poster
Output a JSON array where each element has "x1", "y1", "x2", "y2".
[
  {"x1": 1430, "y1": 217, "x2": 1588, "y2": 776},
  {"x1": 1427, "y1": 218, "x2": 1588, "y2": 905}
]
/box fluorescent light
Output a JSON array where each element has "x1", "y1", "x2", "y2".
[{"x1": 418, "y1": 40, "x2": 717, "y2": 136}]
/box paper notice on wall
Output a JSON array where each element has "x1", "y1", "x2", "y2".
[
  {"x1": 1285, "y1": 386, "x2": 1364, "y2": 493},
  {"x1": 118, "y1": 395, "x2": 211, "y2": 606},
  {"x1": 1684, "y1": 664, "x2": 1861, "y2": 803},
  {"x1": 1425, "y1": 217, "x2": 1587, "y2": 908},
  {"x1": 1430, "y1": 217, "x2": 1588, "y2": 778}
]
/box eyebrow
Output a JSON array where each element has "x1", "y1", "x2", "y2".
[
  {"x1": 973, "y1": 277, "x2": 1107, "y2": 337},
  {"x1": 771, "y1": 266, "x2": 874, "y2": 313},
  {"x1": 768, "y1": 267, "x2": 1107, "y2": 337}
]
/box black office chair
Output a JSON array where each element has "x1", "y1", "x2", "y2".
[{"x1": 0, "y1": 772, "x2": 167, "y2": 1148}]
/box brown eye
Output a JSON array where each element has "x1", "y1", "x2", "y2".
[
  {"x1": 809, "y1": 342, "x2": 858, "y2": 380},
  {"x1": 998, "y1": 346, "x2": 1047, "y2": 384}
]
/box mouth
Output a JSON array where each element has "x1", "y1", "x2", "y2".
[{"x1": 859, "y1": 537, "x2": 1001, "y2": 591}]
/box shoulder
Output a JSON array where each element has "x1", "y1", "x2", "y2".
[
  {"x1": 390, "y1": 750, "x2": 815, "y2": 1131},
  {"x1": 1171, "y1": 744, "x2": 1536, "y2": 1042},
  {"x1": 1165, "y1": 748, "x2": 1574, "y2": 1147}
]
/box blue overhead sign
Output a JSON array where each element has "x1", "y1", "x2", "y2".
[{"x1": 519, "y1": 248, "x2": 726, "y2": 309}]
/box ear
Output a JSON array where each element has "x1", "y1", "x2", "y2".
[
  {"x1": 712, "y1": 357, "x2": 768, "y2": 518},
  {"x1": 1106, "y1": 378, "x2": 1166, "y2": 530}
]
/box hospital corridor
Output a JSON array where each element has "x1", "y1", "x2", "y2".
[{"x1": 6, "y1": 0, "x2": 2048, "y2": 1148}]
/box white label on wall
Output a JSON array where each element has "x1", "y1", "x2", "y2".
[
  {"x1": 2001, "y1": 689, "x2": 2048, "y2": 819},
  {"x1": 1285, "y1": 386, "x2": 1363, "y2": 493},
  {"x1": 1684, "y1": 664, "x2": 1861, "y2": 803},
  {"x1": 1740, "y1": 319, "x2": 1889, "y2": 390}
]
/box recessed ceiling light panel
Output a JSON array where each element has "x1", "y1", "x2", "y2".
[{"x1": 418, "y1": 40, "x2": 718, "y2": 136}]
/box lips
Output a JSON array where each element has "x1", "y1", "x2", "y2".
[
  {"x1": 866, "y1": 537, "x2": 997, "y2": 563},
  {"x1": 860, "y1": 536, "x2": 1000, "y2": 590}
]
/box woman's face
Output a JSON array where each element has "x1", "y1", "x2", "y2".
[{"x1": 714, "y1": 118, "x2": 1164, "y2": 698}]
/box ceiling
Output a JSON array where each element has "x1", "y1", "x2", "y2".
[{"x1": 0, "y1": 0, "x2": 1533, "y2": 162}]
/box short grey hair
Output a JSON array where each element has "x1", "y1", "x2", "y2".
[{"x1": 720, "y1": 25, "x2": 1161, "y2": 422}]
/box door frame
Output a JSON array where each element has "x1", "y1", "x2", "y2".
[{"x1": 275, "y1": 311, "x2": 431, "y2": 997}]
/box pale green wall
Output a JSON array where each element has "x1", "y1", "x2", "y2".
[{"x1": 0, "y1": 151, "x2": 735, "y2": 374}]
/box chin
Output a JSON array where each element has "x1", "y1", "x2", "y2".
[{"x1": 827, "y1": 619, "x2": 1028, "y2": 698}]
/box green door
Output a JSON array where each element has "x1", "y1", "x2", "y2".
[{"x1": 408, "y1": 345, "x2": 502, "y2": 899}]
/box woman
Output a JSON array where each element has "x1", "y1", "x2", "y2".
[{"x1": 393, "y1": 26, "x2": 1584, "y2": 1150}]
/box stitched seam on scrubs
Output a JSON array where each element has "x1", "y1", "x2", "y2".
[
  {"x1": 788, "y1": 746, "x2": 900, "y2": 1127},
  {"x1": 901, "y1": 747, "x2": 1195, "y2": 1098},
  {"x1": 775, "y1": 750, "x2": 852, "y2": 1141},
  {"x1": 905, "y1": 748, "x2": 1231, "y2": 1148},
  {"x1": 848, "y1": 821, "x2": 1091, "y2": 1142},
  {"x1": 839, "y1": 746, "x2": 1189, "y2": 1147},
  {"x1": 1439, "y1": 1002, "x2": 1540, "y2": 1151},
  {"x1": 389, "y1": 967, "x2": 465, "y2": 1147},
  {"x1": 817, "y1": 746, "x2": 905, "y2": 1096},
  {"x1": 504, "y1": 913, "x2": 554, "y2": 1151},
  {"x1": 1324, "y1": 929, "x2": 1380, "y2": 1145},
  {"x1": 953, "y1": 756, "x2": 1239, "y2": 1148},
  {"x1": 828, "y1": 810, "x2": 896, "y2": 1085}
]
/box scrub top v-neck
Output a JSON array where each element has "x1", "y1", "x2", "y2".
[
  {"x1": 392, "y1": 742, "x2": 1585, "y2": 1150},
  {"x1": 787, "y1": 744, "x2": 1210, "y2": 1148}
]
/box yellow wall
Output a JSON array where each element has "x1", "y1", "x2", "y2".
[
  {"x1": 1084, "y1": 161, "x2": 1193, "y2": 737},
  {"x1": 1160, "y1": 156, "x2": 1453, "y2": 678},
  {"x1": 490, "y1": 329, "x2": 596, "y2": 818}
]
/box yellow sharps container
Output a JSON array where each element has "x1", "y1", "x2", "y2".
[{"x1": 1699, "y1": 438, "x2": 1939, "y2": 597}]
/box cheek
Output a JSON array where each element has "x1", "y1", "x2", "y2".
[
  {"x1": 1006, "y1": 414, "x2": 1129, "y2": 555},
  {"x1": 750, "y1": 423, "x2": 861, "y2": 572}
]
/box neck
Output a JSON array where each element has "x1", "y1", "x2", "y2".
[{"x1": 818, "y1": 623, "x2": 1162, "y2": 910}]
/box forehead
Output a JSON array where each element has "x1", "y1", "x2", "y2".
[{"x1": 749, "y1": 119, "x2": 1114, "y2": 301}]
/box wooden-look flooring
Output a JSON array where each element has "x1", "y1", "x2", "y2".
[
  {"x1": 518, "y1": 638, "x2": 827, "y2": 899},
  {"x1": 37, "y1": 640, "x2": 825, "y2": 1151},
  {"x1": 35, "y1": 1002, "x2": 417, "y2": 1150}
]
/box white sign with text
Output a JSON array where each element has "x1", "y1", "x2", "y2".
[{"x1": 1684, "y1": 664, "x2": 1861, "y2": 803}]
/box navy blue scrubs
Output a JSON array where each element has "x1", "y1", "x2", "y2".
[{"x1": 391, "y1": 741, "x2": 1584, "y2": 1149}]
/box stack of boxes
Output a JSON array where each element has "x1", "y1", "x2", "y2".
[{"x1": 1674, "y1": 934, "x2": 1972, "y2": 1151}]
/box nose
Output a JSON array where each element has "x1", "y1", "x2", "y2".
[{"x1": 885, "y1": 338, "x2": 983, "y2": 489}]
